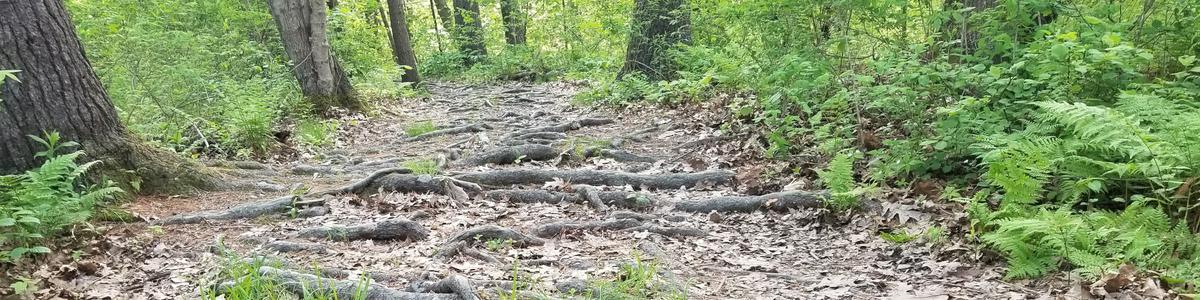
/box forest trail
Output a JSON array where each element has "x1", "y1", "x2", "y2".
[{"x1": 85, "y1": 82, "x2": 1046, "y2": 299}]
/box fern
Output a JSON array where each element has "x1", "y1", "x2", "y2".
[{"x1": 817, "y1": 151, "x2": 860, "y2": 211}]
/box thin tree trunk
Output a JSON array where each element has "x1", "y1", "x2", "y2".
[
  {"x1": 430, "y1": 0, "x2": 445, "y2": 52},
  {"x1": 619, "y1": 0, "x2": 692, "y2": 81},
  {"x1": 500, "y1": 0, "x2": 527, "y2": 45},
  {"x1": 0, "y1": 0, "x2": 217, "y2": 193},
  {"x1": 386, "y1": 0, "x2": 422, "y2": 83},
  {"x1": 452, "y1": 0, "x2": 488, "y2": 62},
  {"x1": 939, "y1": 0, "x2": 998, "y2": 54},
  {"x1": 267, "y1": 0, "x2": 360, "y2": 114}
]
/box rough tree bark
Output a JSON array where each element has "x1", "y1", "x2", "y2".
[
  {"x1": 619, "y1": 0, "x2": 692, "y2": 81},
  {"x1": 386, "y1": 0, "x2": 422, "y2": 83},
  {"x1": 500, "y1": 0, "x2": 527, "y2": 45},
  {"x1": 267, "y1": 0, "x2": 360, "y2": 113},
  {"x1": 0, "y1": 0, "x2": 218, "y2": 194},
  {"x1": 432, "y1": 0, "x2": 456, "y2": 39},
  {"x1": 452, "y1": 0, "x2": 488, "y2": 62}
]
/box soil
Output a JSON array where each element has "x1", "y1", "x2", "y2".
[{"x1": 14, "y1": 82, "x2": 1088, "y2": 299}]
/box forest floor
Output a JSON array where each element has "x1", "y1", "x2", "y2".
[{"x1": 33, "y1": 82, "x2": 1081, "y2": 299}]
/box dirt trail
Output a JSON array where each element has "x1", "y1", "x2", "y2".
[{"x1": 74, "y1": 82, "x2": 1049, "y2": 299}]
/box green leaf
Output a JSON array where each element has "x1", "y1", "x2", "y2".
[
  {"x1": 1050, "y1": 44, "x2": 1069, "y2": 59},
  {"x1": 1087, "y1": 181, "x2": 1103, "y2": 192},
  {"x1": 28, "y1": 246, "x2": 50, "y2": 254},
  {"x1": 16, "y1": 216, "x2": 39, "y2": 224},
  {"x1": 1179, "y1": 55, "x2": 1196, "y2": 67},
  {"x1": 0, "y1": 218, "x2": 14, "y2": 227},
  {"x1": 1101, "y1": 33, "x2": 1121, "y2": 47}
]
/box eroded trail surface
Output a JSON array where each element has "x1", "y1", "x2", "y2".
[{"x1": 81, "y1": 82, "x2": 1045, "y2": 299}]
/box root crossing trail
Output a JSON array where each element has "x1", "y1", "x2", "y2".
[{"x1": 89, "y1": 82, "x2": 1043, "y2": 299}]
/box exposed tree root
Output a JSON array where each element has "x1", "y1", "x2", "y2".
[
  {"x1": 298, "y1": 218, "x2": 430, "y2": 242},
  {"x1": 157, "y1": 196, "x2": 313, "y2": 225},
  {"x1": 253, "y1": 266, "x2": 459, "y2": 300},
  {"x1": 410, "y1": 275, "x2": 480, "y2": 300},
  {"x1": 483, "y1": 189, "x2": 654, "y2": 209},
  {"x1": 291, "y1": 164, "x2": 337, "y2": 175},
  {"x1": 436, "y1": 225, "x2": 544, "y2": 259},
  {"x1": 672, "y1": 190, "x2": 827, "y2": 213},
  {"x1": 511, "y1": 132, "x2": 567, "y2": 141},
  {"x1": 404, "y1": 123, "x2": 492, "y2": 142},
  {"x1": 502, "y1": 118, "x2": 614, "y2": 139},
  {"x1": 311, "y1": 167, "x2": 413, "y2": 195},
  {"x1": 501, "y1": 138, "x2": 557, "y2": 146},
  {"x1": 263, "y1": 240, "x2": 329, "y2": 253},
  {"x1": 456, "y1": 169, "x2": 734, "y2": 190},
  {"x1": 533, "y1": 218, "x2": 703, "y2": 238},
  {"x1": 584, "y1": 148, "x2": 657, "y2": 163},
  {"x1": 576, "y1": 185, "x2": 608, "y2": 211},
  {"x1": 456, "y1": 144, "x2": 560, "y2": 166}
]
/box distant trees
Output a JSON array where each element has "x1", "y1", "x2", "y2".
[
  {"x1": 267, "y1": 0, "x2": 360, "y2": 113},
  {"x1": 620, "y1": 0, "x2": 692, "y2": 81},
  {"x1": 0, "y1": 0, "x2": 215, "y2": 193},
  {"x1": 452, "y1": 0, "x2": 488, "y2": 62},
  {"x1": 500, "y1": 0, "x2": 527, "y2": 45},
  {"x1": 386, "y1": 0, "x2": 422, "y2": 83}
]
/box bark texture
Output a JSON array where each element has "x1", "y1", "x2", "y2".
[
  {"x1": 432, "y1": 0, "x2": 456, "y2": 41},
  {"x1": 0, "y1": 0, "x2": 217, "y2": 193},
  {"x1": 499, "y1": 0, "x2": 527, "y2": 45},
  {"x1": 386, "y1": 0, "x2": 422, "y2": 83},
  {"x1": 267, "y1": 0, "x2": 360, "y2": 112},
  {"x1": 619, "y1": 0, "x2": 692, "y2": 81},
  {"x1": 452, "y1": 0, "x2": 488, "y2": 61}
]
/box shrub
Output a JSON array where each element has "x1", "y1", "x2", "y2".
[{"x1": 0, "y1": 132, "x2": 122, "y2": 262}]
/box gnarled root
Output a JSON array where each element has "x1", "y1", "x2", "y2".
[
  {"x1": 298, "y1": 218, "x2": 430, "y2": 242},
  {"x1": 252, "y1": 267, "x2": 459, "y2": 300},
  {"x1": 404, "y1": 123, "x2": 492, "y2": 142},
  {"x1": 157, "y1": 196, "x2": 315, "y2": 225},
  {"x1": 673, "y1": 190, "x2": 827, "y2": 213},
  {"x1": 455, "y1": 144, "x2": 560, "y2": 167},
  {"x1": 456, "y1": 169, "x2": 734, "y2": 190},
  {"x1": 482, "y1": 189, "x2": 654, "y2": 209},
  {"x1": 312, "y1": 167, "x2": 414, "y2": 196},
  {"x1": 436, "y1": 225, "x2": 544, "y2": 259}
]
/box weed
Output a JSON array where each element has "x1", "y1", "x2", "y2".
[
  {"x1": 817, "y1": 151, "x2": 860, "y2": 211},
  {"x1": 295, "y1": 119, "x2": 339, "y2": 147},
  {"x1": 485, "y1": 238, "x2": 514, "y2": 252},
  {"x1": 404, "y1": 121, "x2": 438, "y2": 137},
  {"x1": 880, "y1": 230, "x2": 916, "y2": 244},
  {"x1": 401, "y1": 158, "x2": 440, "y2": 175}
]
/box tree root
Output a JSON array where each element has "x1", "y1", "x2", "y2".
[
  {"x1": 502, "y1": 118, "x2": 613, "y2": 139},
  {"x1": 511, "y1": 132, "x2": 567, "y2": 141},
  {"x1": 672, "y1": 190, "x2": 827, "y2": 213},
  {"x1": 482, "y1": 189, "x2": 654, "y2": 209},
  {"x1": 584, "y1": 148, "x2": 657, "y2": 163},
  {"x1": 298, "y1": 218, "x2": 430, "y2": 242},
  {"x1": 291, "y1": 164, "x2": 338, "y2": 175},
  {"x1": 156, "y1": 196, "x2": 314, "y2": 225},
  {"x1": 404, "y1": 123, "x2": 492, "y2": 142},
  {"x1": 312, "y1": 167, "x2": 413, "y2": 196},
  {"x1": 263, "y1": 240, "x2": 329, "y2": 253},
  {"x1": 455, "y1": 169, "x2": 734, "y2": 190},
  {"x1": 456, "y1": 144, "x2": 560, "y2": 166},
  {"x1": 252, "y1": 266, "x2": 459, "y2": 300},
  {"x1": 410, "y1": 275, "x2": 480, "y2": 300},
  {"x1": 436, "y1": 225, "x2": 544, "y2": 259},
  {"x1": 532, "y1": 218, "x2": 704, "y2": 238}
]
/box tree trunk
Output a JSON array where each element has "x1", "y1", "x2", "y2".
[
  {"x1": 939, "y1": 0, "x2": 998, "y2": 54},
  {"x1": 500, "y1": 0, "x2": 527, "y2": 45},
  {"x1": 452, "y1": 0, "x2": 488, "y2": 62},
  {"x1": 432, "y1": 0, "x2": 456, "y2": 43},
  {"x1": 267, "y1": 0, "x2": 360, "y2": 114},
  {"x1": 619, "y1": 0, "x2": 692, "y2": 81},
  {"x1": 386, "y1": 0, "x2": 422, "y2": 83},
  {"x1": 0, "y1": 0, "x2": 217, "y2": 194}
]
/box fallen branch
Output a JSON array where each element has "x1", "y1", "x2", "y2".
[
  {"x1": 456, "y1": 169, "x2": 734, "y2": 190},
  {"x1": 157, "y1": 196, "x2": 313, "y2": 225},
  {"x1": 298, "y1": 219, "x2": 430, "y2": 242},
  {"x1": 404, "y1": 123, "x2": 492, "y2": 142},
  {"x1": 672, "y1": 190, "x2": 827, "y2": 213}
]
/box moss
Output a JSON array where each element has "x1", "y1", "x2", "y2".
[{"x1": 90, "y1": 134, "x2": 224, "y2": 197}]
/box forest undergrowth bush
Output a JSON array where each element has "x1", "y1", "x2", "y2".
[{"x1": 580, "y1": 0, "x2": 1200, "y2": 285}]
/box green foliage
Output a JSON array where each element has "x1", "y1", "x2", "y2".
[
  {"x1": 402, "y1": 159, "x2": 440, "y2": 175},
  {"x1": 0, "y1": 70, "x2": 19, "y2": 104},
  {"x1": 0, "y1": 133, "x2": 122, "y2": 263},
  {"x1": 203, "y1": 255, "x2": 370, "y2": 300},
  {"x1": 404, "y1": 121, "x2": 438, "y2": 137},
  {"x1": 880, "y1": 230, "x2": 916, "y2": 244},
  {"x1": 588, "y1": 253, "x2": 684, "y2": 300},
  {"x1": 817, "y1": 152, "x2": 860, "y2": 211},
  {"x1": 295, "y1": 119, "x2": 340, "y2": 148}
]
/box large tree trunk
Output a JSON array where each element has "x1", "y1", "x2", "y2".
[
  {"x1": 452, "y1": 0, "x2": 488, "y2": 63},
  {"x1": 0, "y1": 0, "x2": 217, "y2": 194},
  {"x1": 619, "y1": 0, "x2": 692, "y2": 81},
  {"x1": 500, "y1": 0, "x2": 527, "y2": 45},
  {"x1": 267, "y1": 0, "x2": 360, "y2": 114},
  {"x1": 386, "y1": 0, "x2": 422, "y2": 83}
]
